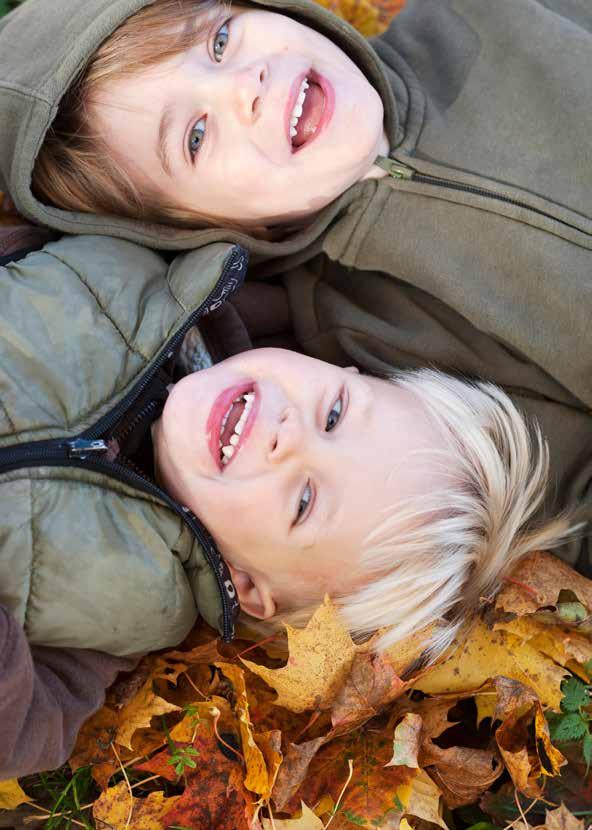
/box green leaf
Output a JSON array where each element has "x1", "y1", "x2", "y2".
[
  {"x1": 561, "y1": 677, "x2": 590, "y2": 713},
  {"x1": 465, "y1": 823, "x2": 498, "y2": 830},
  {"x1": 185, "y1": 747, "x2": 199, "y2": 756},
  {"x1": 551, "y1": 713, "x2": 588, "y2": 742},
  {"x1": 557, "y1": 601, "x2": 588, "y2": 623}
]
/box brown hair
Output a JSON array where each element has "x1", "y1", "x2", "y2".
[{"x1": 32, "y1": 0, "x2": 242, "y2": 230}]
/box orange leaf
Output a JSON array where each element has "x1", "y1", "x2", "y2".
[{"x1": 92, "y1": 782, "x2": 179, "y2": 830}]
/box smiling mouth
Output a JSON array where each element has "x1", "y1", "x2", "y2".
[
  {"x1": 287, "y1": 71, "x2": 330, "y2": 152},
  {"x1": 218, "y1": 390, "x2": 255, "y2": 465}
]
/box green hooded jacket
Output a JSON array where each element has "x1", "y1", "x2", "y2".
[
  {"x1": 0, "y1": 0, "x2": 591, "y2": 615},
  {"x1": 0, "y1": 234, "x2": 245, "y2": 654}
]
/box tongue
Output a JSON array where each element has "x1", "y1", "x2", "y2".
[
  {"x1": 220, "y1": 398, "x2": 245, "y2": 448},
  {"x1": 293, "y1": 82, "x2": 325, "y2": 147}
]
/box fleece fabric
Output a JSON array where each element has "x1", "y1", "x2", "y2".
[{"x1": 1, "y1": 0, "x2": 591, "y2": 568}]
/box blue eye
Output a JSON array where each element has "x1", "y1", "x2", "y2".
[
  {"x1": 188, "y1": 117, "x2": 206, "y2": 159},
  {"x1": 325, "y1": 394, "x2": 343, "y2": 432},
  {"x1": 213, "y1": 19, "x2": 230, "y2": 63},
  {"x1": 295, "y1": 481, "x2": 313, "y2": 525}
]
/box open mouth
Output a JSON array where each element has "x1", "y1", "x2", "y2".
[
  {"x1": 286, "y1": 70, "x2": 333, "y2": 152},
  {"x1": 207, "y1": 382, "x2": 259, "y2": 471}
]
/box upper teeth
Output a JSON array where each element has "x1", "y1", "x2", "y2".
[
  {"x1": 290, "y1": 77, "x2": 309, "y2": 138},
  {"x1": 219, "y1": 392, "x2": 254, "y2": 465}
]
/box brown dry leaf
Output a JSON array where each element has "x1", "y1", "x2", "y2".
[
  {"x1": 272, "y1": 737, "x2": 327, "y2": 812},
  {"x1": 403, "y1": 768, "x2": 447, "y2": 828},
  {"x1": 544, "y1": 803, "x2": 586, "y2": 830},
  {"x1": 92, "y1": 781, "x2": 179, "y2": 830},
  {"x1": 215, "y1": 662, "x2": 272, "y2": 798},
  {"x1": 242, "y1": 596, "x2": 357, "y2": 714},
  {"x1": 496, "y1": 551, "x2": 592, "y2": 616},
  {"x1": 262, "y1": 802, "x2": 325, "y2": 829},
  {"x1": 0, "y1": 780, "x2": 31, "y2": 810},
  {"x1": 420, "y1": 742, "x2": 503, "y2": 809},
  {"x1": 115, "y1": 659, "x2": 183, "y2": 749},
  {"x1": 413, "y1": 620, "x2": 568, "y2": 710},
  {"x1": 386, "y1": 712, "x2": 422, "y2": 768},
  {"x1": 331, "y1": 650, "x2": 406, "y2": 729}
]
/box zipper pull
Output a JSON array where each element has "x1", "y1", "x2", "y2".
[
  {"x1": 67, "y1": 439, "x2": 109, "y2": 459},
  {"x1": 375, "y1": 156, "x2": 415, "y2": 180}
]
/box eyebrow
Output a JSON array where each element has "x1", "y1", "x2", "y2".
[{"x1": 156, "y1": 102, "x2": 175, "y2": 178}]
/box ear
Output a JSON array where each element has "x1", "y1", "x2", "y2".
[
  {"x1": 227, "y1": 564, "x2": 277, "y2": 620},
  {"x1": 345, "y1": 366, "x2": 360, "y2": 374}
]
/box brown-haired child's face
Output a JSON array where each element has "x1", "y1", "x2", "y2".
[
  {"x1": 152, "y1": 349, "x2": 449, "y2": 620},
  {"x1": 91, "y1": 5, "x2": 388, "y2": 228}
]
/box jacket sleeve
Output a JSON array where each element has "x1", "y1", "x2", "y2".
[{"x1": 0, "y1": 605, "x2": 140, "y2": 780}]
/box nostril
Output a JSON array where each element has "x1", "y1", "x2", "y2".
[
  {"x1": 271, "y1": 436, "x2": 278, "y2": 452},
  {"x1": 252, "y1": 96, "x2": 259, "y2": 115},
  {"x1": 259, "y1": 69, "x2": 265, "y2": 83}
]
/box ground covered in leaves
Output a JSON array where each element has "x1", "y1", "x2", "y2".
[{"x1": 1, "y1": 551, "x2": 591, "y2": 829}]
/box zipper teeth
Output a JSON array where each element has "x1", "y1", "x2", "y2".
[
  {"x1": 0, "y1": 246, "x2": 247, "y2": 642},
  {"x1": 115, "y1": 398, "x2": 160, "y2": 446},
  {"x1": 386, "y1": 158, "x2": 588, "y2": 235}
]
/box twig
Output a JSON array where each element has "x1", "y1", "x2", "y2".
[
  {"x1": 21, "y1": 804, "x2": 88, "y2": 829},
  {"x1": 234, "y1": 634, "x2": 281, "y2": 661},
  {"x1": 324, "y1": 759, "x2": 353, "y2": 829},
  {"x1": 112, "y1": 743, "x2": 134, "y2": 830},
  {"x1": 502, "y1": 576, "x2": 541, "y2": 601},
  {"x1": 184, "y1": 671, "x2": 208, "y2": 700},
  {"x1": 501, "y1": 794, "x2": 541, "y2": 830}
]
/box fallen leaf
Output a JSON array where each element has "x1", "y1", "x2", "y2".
[
  {"x1": 262, "y1": 802, "x2": 324, "y2": 829},
  {"x1": 496, "y1": 552, "x2": 592, "y2": 617},
  {"x1": 386, "y1": 712, "x2": 422, "y2": 768},
  {"x1": 0, "y1": 780, "x2": 30, "y2": 810},
  {"x1": 287, "y1": 724, "x2": 418, "y2": 827},
  {"x1": 161, "y1": 765, "x2": 260, "y2": 830},
  {"x1": 544, "y1": 803, "x2": 586, "y2": 830},
  {"x1": 216, "y1": 662, "x2": 273, "y2": 798},
  {"x1": 272, "y1": 737, "x2": 327, "y2": 811},
  {"x1": 404, "y1": 768, "x2": 447, "y2": 828},
  {"x1": 92, "y1": 782, "x2": 179, "y2": 830},
  {"x1": 243, "y1": 596, "x2": 357, "y2": 713},
  {"x1": 115, "y1": 660, "x2": 182, "y2": 749},
  {"x1": 413, "y1": 620, "x2": 568, "y2": 710},
  {"x1": 331, "y1": 650, "x2": 406, "y2": 730}
]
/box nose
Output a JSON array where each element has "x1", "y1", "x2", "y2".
[
  {"x1": 233, "y1": 62, "x2": 268, "y2": 126},
  {"x1": 268, "y1": 406, "x2": 304, "y2": 464}
]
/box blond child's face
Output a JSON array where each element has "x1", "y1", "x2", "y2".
[
  {"x1": 91, "y1": 5, "x2": 388, "y2": 228},
  {"x1": 152, "y1": 349, "x2": 449, "y2": 620}
]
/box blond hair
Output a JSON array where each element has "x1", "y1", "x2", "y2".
[
  {"x1": 272, "y1": 369, "x2": 574, "y2": 662},
  {"x1": 32, "y1": 0, "x2": 236, "y2": 229}
]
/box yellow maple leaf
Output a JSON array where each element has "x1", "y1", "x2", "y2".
[
  {"x1": 92, "y1": 782, "x2": 179, "y2": 830},
  {"x1": 115, "y1": 660, "x2": 182, "y2": 750},
  {"x1": 412, "y1": 620, "x2": 567, "y2": 710},
  {"x1": 242, "y1": 596, "x2": 357, "y2": 713},
  {"x1": 0, "y1": 779, "x2": 31, "y2": 810}
]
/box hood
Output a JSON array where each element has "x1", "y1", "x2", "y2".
[{"x1": 0, "y1": 0, "x2": 397, "y2": 253}]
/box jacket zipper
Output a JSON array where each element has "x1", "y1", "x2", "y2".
[
  {"x1": 376, "y1": 156, "x2": 588, "y2": 234},
  {"x1": 0, "y1": 245, "x2": 247, "y2": 641}
]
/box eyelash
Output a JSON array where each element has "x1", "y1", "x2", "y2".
[
  {"x1": 294, "y1": 391, "x2": 345, "y2": 527},
  {"x1": 187, "y1": 18, "x2": 232, "y2": 161}
]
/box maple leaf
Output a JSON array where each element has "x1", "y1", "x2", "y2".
[
  {"x1": 243, "y1": 596, "x2": 357, "y2": 713},
  {"x1": 272, "y1": 737, "x2": 327, "y2": 811},
  {"x1": 283, "y1": 722, "x2": 418, "y2": 827},
  {"x1": 92, "y1": 781, "x2": 179, "y2": 830},
  {"x1": 331, "y1": 650, "x2": 406, "y2": 730},
  {"x1": 114, "y1": 657, "x2": 186, "y2": 749},
  {"x1": 496, "y1": 552, "x2": 592, "y2": 617},
  {"x1": 413, "y1": 620, "x2": 568, "y2": 710}
]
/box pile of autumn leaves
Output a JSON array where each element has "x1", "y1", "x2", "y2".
[{"x1": 3, "y1": 551, "x2": 592, "y2": 829}]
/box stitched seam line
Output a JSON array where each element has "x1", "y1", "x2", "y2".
[
  {"x1": 23, "y1": 479, "x2": 34, "y2": 637},
  {"x1": 45, "y1": 251, "x2": 150, "y2": 363},
  {"x1": 0, "y1": 398, "x2": 16, "y2": 432}
]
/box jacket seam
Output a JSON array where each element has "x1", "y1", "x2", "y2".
[
  {"x1": 0, "y1": 398, "x2": 16, "y2": 433},
  {"x1": 45, "y1": 251, "x2": 151, "y2": 364},
  {"x1": 0, "y1": 82, "x2": 51, "y2": 105},
  {"x1": 23, "y1": 479, "x2": 35, "y2": 636}
]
